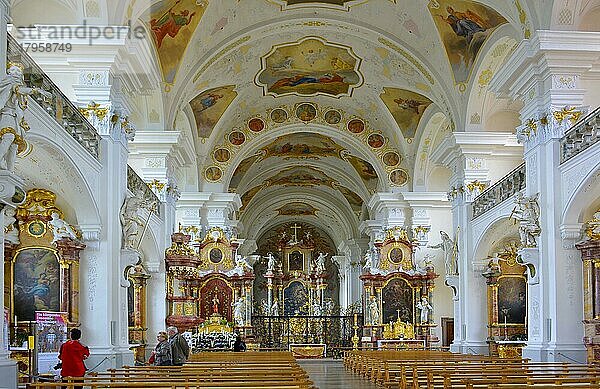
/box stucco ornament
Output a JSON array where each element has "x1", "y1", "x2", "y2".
[{"x1": 511, "y1": 192, "x2": 541, "y2": 248}]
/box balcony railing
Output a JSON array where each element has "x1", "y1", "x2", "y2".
[
  {"x1": 471, "y1": 163, "x2": 526, "y2": 220},
  {"x1": 561, "y1": 106, "x2": 600, "y2": 164},
  {"x1": 7, "y1": 34, "x2": 100, "y2": 159},
  {"x1": 127, "y1": 166, "x2": 160, "y2": 215}
]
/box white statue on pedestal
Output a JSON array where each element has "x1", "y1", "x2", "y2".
[
  {"x1": 428, "y1": 231, "x2": 458, "y2": 276},
  {"x1": 368, "y1": 296, "x2": 380, "y2": 325},
  {"x1": 271, "y1": 299, "x2": 279, "y2": 316},
  {"x1": 229, "y1": 254, "x2": 251, "y2": 276},
  {"x1": 315, "y1": 252, "x2": 328, "y2": 273},
  {"x1": 49, "y1": 212, "x2": 79, "y2": 242},
  {"x1": 261, "y1": 299, "x2": 270, "y2": 316},
  {"x1": 512, "y1": 192, "x2": 541, "y2": 248},
  {"x1": 264, "y1": 252, "x2": 276, "y2": 274},
  {"x1": 120, "y1": 190, "x2": 151, "y2": 250},
  {"x1": 232, "y1": 296, "x2": 245, "y2": 327},
  {"x1": 416, "y1": 296, "x2": 433, "y2": 324},
  {"x1": 3, "y1": 207, "x2": 19, "y2": 244},
  {"x1": 312, "y1": 301, "x2": 322, "y2": 316},
  {"x1": 0, "y1": 63, "x2": 51, "y2": 172}
]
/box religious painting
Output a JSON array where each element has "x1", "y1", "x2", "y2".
[
  {"x1": 382, "y1": 278, "x2": 414, "y2": 324},
  {"x1": 145, "y1": 0, "x2": 208, "y2": 84},
  {"x1": 389, "y1": 247, "x2": 403, "y2": 264},
  {"x1": 288, "y1": 251, "x2": 304, "y2": 271},
  {"x1": 228, "y1": 131, "x2": 246, "y2": 146},
  {"x1": 256, "y1": 37, "x2": 363, "y2": 97},
  {"x1": 248, "y1": 118, "x2": 265, "y2": 132},
  {"x1": 497, "y1": 277, "x2": 526, "y2": 325},
  {"x1": 347, "y1": 119, "x2": 365, "y2": 134},
  {"x1": 345, "y1": 155, "x2": 379, "y2": 193},
  {"x1": 204, "y1": 166, "x2": 223, "y2": 182},
  {"x1": 380, "y1": 88, "x2": 433, "y2": 139},
  {"x1": 336, "y1": 185, "x2": 364, "y2": 211},
  {"x1": 213, "y1": 148, "x2": 231, "y2": 163},
  {"x1": 261, "y1": 133, "x2": 344, "y2": 160},
  {"x1": 295, "y1": 103, "x2": 317, "y2": 122},
  {"x1": 284, "y1": 281, "x2": 309, "y2": 315},
  {"x1": 199, "y1": 278, "x2": 233, "y2": 321},
  {"x1": 190, "y1": 85, "x2": 237, "y2": 138},
  {"x1": 209, "y1": 248, "x2": 223, "y2": 264},
  {"x1": 13, "y1": 248, "x2": 60, "y2": 321},
  {"x1": 429, "y1": 0, "x2": 508, "y2": 84},
  {"x1": 383, "y1": 151, "x2": 401, "y2": 167},
  {"x1": 276, "y1": 202, "x2": 318, "y2": 216},
  {"x1": 270, "y1": 108, "x2": 289, "y2": 123},
  {"x1": 367, "y1": 133, "x2": 385, "y2": 149},
  {"x1": 324, "y1": 110, "x2": 342, "y2": 125},
  {"x1": 389, "y1": 169, "x2": 409, "y2": 186},
  {"x1": 229, "y1": 155, "x2": 260, "y2": 191},
  {"x1": 268, "y1": 166, "x2": 336, "y2": 188},
  {"x1": 270, "y1": 0, "x2": 368, "y2": 11},
  {"x1": 240, "y1": 185, "x2": 264, "y2": 211}
]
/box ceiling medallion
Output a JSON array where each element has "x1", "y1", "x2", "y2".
[
  {"x1": 295, "y1": 103, "x2": 317, "y2": 122},
  {"x1": 255, "y1": 36, "x2": 363, "y2": 98}
]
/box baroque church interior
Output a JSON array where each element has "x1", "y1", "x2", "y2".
[{"x1": 0, "y1": 0, "x2": 600, "y2": 388}]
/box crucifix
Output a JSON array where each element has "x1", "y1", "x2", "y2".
[{"x1": 290, "y1": 223, "x2": 301, "y2": 243}]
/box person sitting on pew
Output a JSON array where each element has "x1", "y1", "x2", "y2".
[{"x1": 233, "y1": 334, "x2": 246, "y2": 352}]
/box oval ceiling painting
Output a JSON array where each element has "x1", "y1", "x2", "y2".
[
  {"x1": 324, "y1": 110, "x2": 342, "y2": 125},
  {"x1": 389, "y1": 169, "x2": 409, "y2": 186},
  {"x1": 248, "y1": 118, "x2": 265, "y2": 132},
  {"x1": 383, "y1": 152, "x2": 401, "y2": 167},
  {"x1": 367, "y1": 133, "x2": 385, "y2": 149},
  {"x1": 205, "y1": 166, "x2": 223, "y2": 182},
  {"x1": 347, "y1": 119, "x2": 365, "y2": 134},
  {"x1": 228, "y1": 131, "x2": 246, "y2": 146},
  {"x1": 270, "y1": 108, "x2": 289, "y2": 123},
  {"x1": 296, "y1": 103, "x2": 317, "y2": 122},
  {"x1": 214, "y1": 148, "x2": 231, "y2": 163}
]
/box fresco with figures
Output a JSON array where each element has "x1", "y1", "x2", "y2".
[
  {"x1": 190, "y1": 85, "x2": 237, "y2": 138},
  {"x1": 260, "y1": 133, "x2": 345, "y2": 160},
  {"x1": 14, "y1": 248, "x2": 61, "y2": 321},
  {"x1": 429, "y1": 0, "x2": 507, "y2": 84},
  {"x1": 344, "y1": 155, "x2": 379, "y2": 193},
  {"x1": 256, "y1": 37, "x2": 362, "y2": 97},
  {"x1": 276, "y1": 202, "x2": 319, "y2": 216},
  {"x1": 145, "y1": 0, "x2": 208, "y2": 84},
  {"x1": 380, "y1": 88, "x2": 433, "y2": 139}
]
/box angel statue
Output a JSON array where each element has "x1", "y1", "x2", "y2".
[
  {"x1": 234, "y1": 254, "x2": 251, "y2": 273},
  {"x1": 260, "y1": 299, "x2": 270, "y2": 316},
  {"x1": 428, "y1": 231, "x2": 459, "y2": 276},
  {"x1": 3, "y1": 207, "x2": 19, "y2": 244},
  {"x1": 315, "y1": 252, "x2": 328, "y2": 274},
  {"x1": 511, "y1": 192, "x2": 541, "y2": 248},
  {"x1": 362, "y1": 251, "x2": 374, "y2": 273},
  {"x1": 49, "y1": 212, "x2": 79, "y2": 243},
  {"x1": 0, "y1": 63, "x2": 52, "y2": 171},
  {"x1": 416, "y1": 296, "x2": 433, "y2": 324}
]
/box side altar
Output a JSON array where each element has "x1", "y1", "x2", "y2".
[
  {"x1": 360, "y1": 227, "x2": 438, "y2": 349},
  {"x1": 165, "y1": 227, "x2": 257, "y2": 337}
]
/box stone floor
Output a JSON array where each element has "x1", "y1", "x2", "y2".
[{"x1": 298, "y1": 358, "x2": 378, "y2": 389}]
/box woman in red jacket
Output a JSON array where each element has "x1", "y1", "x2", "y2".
[{"x1": 59, "y1": 328, "x2": 89, "y2": 389}]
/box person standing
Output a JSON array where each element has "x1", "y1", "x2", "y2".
[
  {"x1": 58, "y1": 328, "x2": 90, "y2": 389},
  {"x1": 151, "y1": 331, "x2": 172, "y2": 366},
  {"x1": 167, "y1": 326, "x2": 189, "y2": 366}
]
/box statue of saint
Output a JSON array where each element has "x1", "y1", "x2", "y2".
[
  {"x1": 232, "y1": 296, "x2": 245, "y2": 326},
  {"x1": 312, "y1": 301, "x2": 322, "y2": 316},
  {"x1": 271, "y1": 299, "x2": 279, "y2": 316},
  {"x1": 49, "y1": 212, "x2": 79, "y2": 243},
  {"x1": 416, "y1": 296, "x2": 433, "y2": 324},
  {"x1": 0, "y1": 63, "x2": 51, "y2": 172},
  {"x1": 212, "y1": 295, "x2": 220, "y2": 314},
  {"x1": 315, "y1": 252, "x2": 328, "y2": 274},
  {"x1": 3, "y1": 207, "x2": 19, "y2": 244},
  {"x1": 512, "y1": 192, "x2": 541, "y2": 247},
  {"x1": 265, "y1": 252, "x2": 276, "y2": 274},
  {"x1": 234, "y1": 254, "x2": 251, "y2": 273},
  {"x1": 428, "y1": 231, "x2": 459, "y2": 276},
  {"x1": 119, "y1": 190, "x2": 146, "y2": 249},
  {"x1": 363, "y1": 251, "x2": 374, "y2": 273},
  {"x1": 368, "y1": 296, "x2": 380, "y2": 325},
  {"x1": 261, "y1": 299, "x2": 270, "y2": 316}
]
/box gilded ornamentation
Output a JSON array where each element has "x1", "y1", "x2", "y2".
[
  {"x1": 553, "y1": 106, "x2": 583, "y2": 124},
  {"x1": 165, "y1": 240, "x2": 196, "y2": 257},
  {"x1": 585, "y1": 210, "x2": 600, "y2": 240},
  {"x1": 78, "y1": 101, "x2": 109, "y2": 121},
  {"x1": 386, "y1": 226, "x2": 409, "y2": 242},
  {"x1": 383, "y1": 319, "x2": 416, "y2": 340},
  {"x1": 147, "y1": 179, "x2": 166, "y2": 192}
]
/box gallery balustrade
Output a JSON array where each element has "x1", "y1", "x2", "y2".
[
  {"x1": 127, "y1": 166, "x2": 161, "y2": 214},
  {"x1": 6, "y1": 33, "x2": 101, "y2": 159},
  {"x1": 471, "y1": 163, "x2": 526, "y2": 220},
  {"x1": 561, "y1": 106, "x2": 600, "y2": 164}
]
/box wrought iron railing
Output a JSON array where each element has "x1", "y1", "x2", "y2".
[
  {"x1": 252, "y1": 315, "x2": 361, "y2": 357},
  {"x1": 6, "y1": 34, "x2": 100, "y2": 158},
  {"x1": 471, "y1": 163, "x2": 526, "y2": 220},
  {"x1": 560, "y1": 106, "x2": 600, "y2": 164},
  {"x1": 127, "y1": 165, "x2": 161, "y2": 215}
]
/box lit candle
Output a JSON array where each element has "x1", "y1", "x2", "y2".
[{"x1": 353, "y1": 313, "x2": 357, "y2": 324}]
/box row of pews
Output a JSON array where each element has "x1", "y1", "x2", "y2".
[
  {"x1": 343, "y1": 350, "x2": 600, "y2": 388},
  {"x1": 26, "y1": 351, "x2": 315, "y2": 389}
]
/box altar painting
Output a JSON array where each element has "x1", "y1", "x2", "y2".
[
  {"x1": 256, "y1": 37, "x2": 362, "y2": 97},
  {"x1": 382, "y1": 278, "x2": 414, "y2": 324},
  {"x1": 380, "y1": 88, "x2": 433, "y2": 139},
  {"x1": 145, "y1": 0, "x2": 207, "y2": 84},
  {"x1": 497, "y1": 276, "x2": 526, "y2": 325},
  {"x1": 284, "y1": 281, "x2": 309, "y2": 315},
  {"x1": 429, "y1": 0, "x2": 507, "y2": 84},
  {"x1": 199, "y1": 278, "x2": 233, "y2": 322},
  {"x1": 190, "y1": 85, "x2": 237, "y2": 138},
  {"x1": 14, "y1": 248, "x2": 60, "y2": 321}
]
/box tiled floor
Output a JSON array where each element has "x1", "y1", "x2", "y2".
[{"x1": 298, "y1": 359, "x2": 378, "y2": 389}]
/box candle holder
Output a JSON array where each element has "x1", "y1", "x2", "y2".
[
  {"x1": 352, "y1": 314, "x2": 359, "y2": 350},
  {"x1": 501, "y1": 308, "x2": 510, "y2": 341}
]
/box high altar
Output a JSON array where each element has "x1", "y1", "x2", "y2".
[
  {"x1": 360, "y1": 227, "x2": 438, "y2": 348},
  {"x1": 165, "y1": 227, "x2": 255, "y2": 337}
]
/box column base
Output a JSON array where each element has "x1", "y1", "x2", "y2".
[
  {"x1": 523, "y1": 343, "x2": 587, "y2": 363},
  {"x1": 0, "y1": 358, "x2": 17, "y2": 389}
]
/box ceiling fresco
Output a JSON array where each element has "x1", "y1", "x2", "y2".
[
  {"x1": 259, "y1": 133, "x2": 345, "y2": 160},
  {"x1": 255, "y1": 36, "x2": 363, "y2": 98},
  {"x1": 144, "y1": 0, "x2": 208, "y2": 84},
  {"x1": 189, "y1": 85, "x2": 237, "y2": 138},
  {"x1": 276, "y1": 202, "x2": 319, "y2": 216},
  {"x1": 428, "y1": 0, "x2": 508, "y2": 85},
  {"x1": 380, "y1": 87, "x2": 433, "y2": 140}
]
